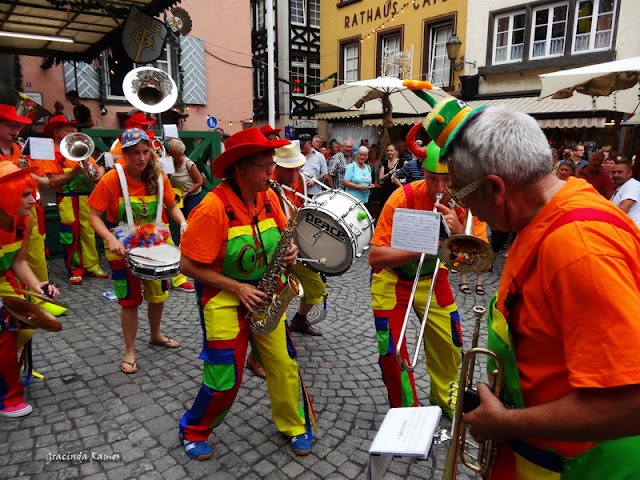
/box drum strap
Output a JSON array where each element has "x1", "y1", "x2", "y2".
[
  {"x1": 213, "y1": 187, "x2": 283, "y2": 230},
  {"x1": 115, "y1": 163, "x2": 163, "y2": 227}
]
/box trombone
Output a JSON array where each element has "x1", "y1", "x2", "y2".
[
  {"x1": 439, "y1": 210, "x2": 496, "y2": 273},
  {"x1": 442, "y1": 306, "x2": 504, "y2": 479},
  {"x1": 395, "y1": 193, "x2": 443, "y2": 372}
]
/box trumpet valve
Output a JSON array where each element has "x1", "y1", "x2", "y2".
[{"x1": 447, "y1": 399, "x2": 456, "y2": 406}]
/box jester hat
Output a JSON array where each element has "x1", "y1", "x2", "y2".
[
  {"x1": 403, "y1": 80, "x2": 486, "y2": 157},
  {"x1": 405, "y1": 122, "x2": 446, "y2": 174}
]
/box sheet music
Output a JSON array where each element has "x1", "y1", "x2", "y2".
[
  {"x1": 162, "y1": 124, "x2": 179, "y2": 139},
  {"x1": 158, "y1": 156, "x2": 175, "y2": 174},
  {"x1": 27, "y1": 137, "x2": 55, "y2": 160},
  {"x1": 391, "y1": 208, "x2": 440, "y2": 255}
]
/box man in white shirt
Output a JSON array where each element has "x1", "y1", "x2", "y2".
[
  {"x1": 299, "y1": 134, "x2": 327, "y2": 197},
  {"x1": 611, "y1": 159, "x2": 640, "y2": 229}
]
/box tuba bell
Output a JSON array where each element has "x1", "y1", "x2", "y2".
[
  {"x1": 123, "y1": 67, "x2": 178, "y2": 114},
  {"x1": 60, "y1": 132, "x2": 99, "y2": 185}
]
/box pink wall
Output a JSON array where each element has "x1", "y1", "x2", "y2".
[{"x1": 18, "y1": 0, "x2": 252, "y2": 135}]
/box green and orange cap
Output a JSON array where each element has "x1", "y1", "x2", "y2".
[{"x1": 403, "y1": 80, "x2": 486, "y2": 156}]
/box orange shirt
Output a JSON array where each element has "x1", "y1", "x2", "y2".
[
  {"x1": 496, "y1": 177, "x2": 640, "y2": 457},
  {"x1": 87, "y1": 166, "x2": 174, "y2": 225},
  {"x1": 180, "y1": 181, "x2": 287, "y2": 271},
  {"x1": 32, "y1": 145, "x2": 96, "y2": 193}
]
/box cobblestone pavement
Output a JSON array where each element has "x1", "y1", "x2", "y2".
[{"x1": 0, "y1": 251, "x2": 506, "y2": 480}]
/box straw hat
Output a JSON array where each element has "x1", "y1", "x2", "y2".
[{"x1": 274, "y1": 140, "x2": 306, "y2": 168}]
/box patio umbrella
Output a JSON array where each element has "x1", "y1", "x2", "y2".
[
  {"x1": 308, "y1": 76, "x2": 449, "y2": 153},
  {"x1": 539, "y1": 56, "x2": 640, "y2": 113}
]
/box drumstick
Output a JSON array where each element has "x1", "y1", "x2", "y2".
[
  {"x1": 301, "y1": 171, "x2": 332, "y2": 191},
  {"x1": 127, "y1": 252, "x2": 165, "y2": 263}
]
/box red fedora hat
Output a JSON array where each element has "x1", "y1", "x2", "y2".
[
  {"x1": 259, "y1": 125, "x2": 282, "y2": 136},
  {"x1": 125, "y1": 112, "x2": 154, "y2": 128},
  {"x1": 43, "y1": 115, "x2": 77, "y2": 138},
  {"x1": 0, "y1": 105, "x2": 33, "y2": 124},
  {"x1": 212, "y1": 127, "x2": 289, "y2": 179}
]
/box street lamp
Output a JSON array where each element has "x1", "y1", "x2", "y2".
[{"x1": 446, "y1": 33, "x2": 476, "y2": 72}]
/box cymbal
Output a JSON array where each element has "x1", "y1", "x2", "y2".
[
  {"x1": 12, "y1": 287, "x2": 71, "y2": 309},
  {"x1": 3, "y1": 297, "x2": 63, "y2": 332}
]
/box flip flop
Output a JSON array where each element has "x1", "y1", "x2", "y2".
[
  {"x1": 148, "y1": 338, "x2": 180, "y2": 348},
  {"x1": 476, "y1": 285, "x2": 485, "y2": 295},
  {"x1": 459, "y1": 283, "x2": 472, "y2": 294},
  {"x1": 121, "y1": 358, "x2": 138, "y2": 374}
]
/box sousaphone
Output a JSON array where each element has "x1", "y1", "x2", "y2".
[{"x1": 123, "y1": 66, "x2": 178, "y2": 114}]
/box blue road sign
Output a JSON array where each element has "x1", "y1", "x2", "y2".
[{"x1": 207, "y1": 116, "x2": 218, "y2": 129}]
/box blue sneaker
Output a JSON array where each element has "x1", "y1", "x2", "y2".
[
  {"x1": 180, "y1": 432, "x2": 212, "y2": 460},
  {"x1": 291, "y1": 433, "x2": 311, "y2": 456}
]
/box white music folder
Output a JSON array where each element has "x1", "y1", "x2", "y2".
[{"x1": 367, "y1": 406, "x2": 442, "y2": 480}]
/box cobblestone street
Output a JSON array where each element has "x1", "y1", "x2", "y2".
[{"x1": 0, "y1": 251, "x2": 505, "y2": 480}]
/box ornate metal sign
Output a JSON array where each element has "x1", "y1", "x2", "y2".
[{"x1": 122, "y1": 6, "x2": 168, "y2": 63}]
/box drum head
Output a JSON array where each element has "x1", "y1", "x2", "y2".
[
  {"x1": 128, "y1": 244, "x2": 181, "y2": 266},
  {"x1": 294, "y1": 207, "x2": 354, "y2": 275}
]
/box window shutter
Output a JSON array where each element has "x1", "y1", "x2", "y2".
[
  {"x1": 180, "y1": 36, "x2": 207, "y2": 104},
  {"x1": 63, "y1": 61, "x2": 100, "y2": 99}
]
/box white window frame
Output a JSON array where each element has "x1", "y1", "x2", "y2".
[
  {"x1": 343, "y1": 42, "x2": 359, "y2": 83},
  {"x1": 381, "y1": 34, "x2": 401, "y2": 77},
  {"x1": 428, "y1": 25, "x2": 453, "y2": 87},
  {"x1": 309, "y1": 0, "x2": 320, "y2": 28},
  {"x1": 255, "y1": 68, "x2": 265, "y2": 99},
  {"x1": 291, "y1": 55, "x2": 306, "y2": 97},
  {"x1": 255, "y1": 0, "x2": 265, "y2": 30},
  {"x1": 291, "y1": 0, "x2": 305, "y2": 26},
  {"x1": 530, "y1": 2, "x2": 568, "y2": 59},
  {"x1": 308, "y1": 59, "x2": 321, "y2": 95},
  {"x1": 572, "y1": 0, "x2": 617, "y2": 54},
  {"x1": 492, "y1": 11, "x2": 526, "y2": 64}
]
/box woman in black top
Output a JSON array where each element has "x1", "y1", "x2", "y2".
[{"x1": 378, "y1": 143, "x2": 403, "y2": 206}]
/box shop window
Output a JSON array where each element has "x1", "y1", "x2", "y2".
[{"x1": 340, "y1": 40, "x2": 359, "y2": 83}]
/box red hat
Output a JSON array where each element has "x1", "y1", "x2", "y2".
[
  {"x1": 0, "y1": 105, "x2": 33, "y2": 125},
  {"x1": 212, "y1": 127, "x2": 289, "y2": 179},
  {"x1": 0, "y1": 162, "x2": 38, "y2": 183},
  {"x1": 125, "y1": 112, "x2": 154, "y2": 128},
  {"x1": 43, "y1": 115, "x2": 77, "y2": 138},
  {"x1": 259, "y1": 125, "x2": 282, "y2": 136}
]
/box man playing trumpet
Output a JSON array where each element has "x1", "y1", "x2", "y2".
[
  {"x1": 35, "y1": 116, "x2": 106, "y2": 284},
  {"x1": 369, "y1": 141, "x2": 465, "y2": 419}
]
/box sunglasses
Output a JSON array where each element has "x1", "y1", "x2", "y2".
[{"x1": 445, "y1": 177, "x2": 486, "y2": 208}]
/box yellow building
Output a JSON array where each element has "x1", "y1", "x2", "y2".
[{"x1": 317, "y1": 0, "x2": 469, "y2": 141}]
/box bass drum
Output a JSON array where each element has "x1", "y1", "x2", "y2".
[{"x1": 294, "y1": 190, "x2": 374, "y2": 276}]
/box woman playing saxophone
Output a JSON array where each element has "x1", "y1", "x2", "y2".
[{"x1": 178, "y1": 128, "x2": 315, "y2": 461}]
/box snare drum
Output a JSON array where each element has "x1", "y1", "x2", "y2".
[
  {"x1": 294, "y1": 190, "x2": 374, "y2": 275},
  {"x1": 126, "y1": 244, "x2": 181, "y2": 280}
]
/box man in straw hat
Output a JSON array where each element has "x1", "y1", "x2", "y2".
[
  {"x1": 404, "y1": 80, "x2": 640, "y2": 478},
  {"x1": 34, "y1": 116, "x2": 106, "y2": 284},
  {"x1": 0, "y1": 105, "x2": 65, "y2": 316},
  {"x1": 369, "y1": 138, "x2": 466, "y2": 420},
  {"x1": 0, "y1": 162, "x2": 60, "y2": 418},
  {"x1": 178, "y1": 127, "x2": 315, "y2": 460}
]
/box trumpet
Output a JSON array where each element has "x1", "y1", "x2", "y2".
[
  {"x1": 395, "y1": 193, "x2": 443, "y2": 372},
  {"x1": 60, "y1": 132, "x2": 99, "y2": 185},
  {"x1": 439, "y1": 209, "x2": 496, "y2": 273},
  {"x1": 442, "y1": 306, "x2": 504, "y2": 480}
]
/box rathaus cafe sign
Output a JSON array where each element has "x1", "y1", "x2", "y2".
[{"x1": 344, "y1": 0, "x2": 447, "y2": 29}]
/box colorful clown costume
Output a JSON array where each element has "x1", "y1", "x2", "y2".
[
  {"x1": 179, "y1": 181, "x2": 314, "y2": 444},
  {"x1": 87, "y1": 166, "x2": 176, "y2": 306},
  {"x1": 35, "y1": 147, "x2": 102, "y2": 280},
  {"x1": 370, "y1": 181, "x2": 462, "y2": 416},
  {"x1": 0, "y1": 215, "x2": 30, "y2": 412}
]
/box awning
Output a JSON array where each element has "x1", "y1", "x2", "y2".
[
  {"x1": 315, "y1": 110, "x2": 364, "y2": 120},
  {"x1": 342, "y1": 96, "x2": 607, "y2": 128},
  {"x1": 0, "y1": 0, "x2": 180, "y2": 60}
]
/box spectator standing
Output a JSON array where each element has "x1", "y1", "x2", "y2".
[
  {"x1": 577, "y1": 152, "x2": 615, "y2": 198},
  {"x1": 570, "y1": 144, "x2": 587, "y2": 169},
  {"x1": 611, "y1": 159, "x2": 640, "y2": 229},
  {"x1": 326, "y1": 138, "x2": 354, "y2": 190},
  {"x1": 343, "y1": 146, "x2": 372, "y2": 203},
  {"x1": 396, "y1": 140, "x2": 413, "y2": 163},
  {"x1": 324, "y1": 138, "x2": 340, "y2": 160},
  {"x1": 378, "y1": 143, "x2": 403, "y2": 205},
  {"x1": 53, "y1": 101, "x2": 72, "y2": 121},
  {"x1": 168, "y1": 139, "x2": 204, "y2": 219},
  {"x1": 312, "y1": 135, "x2": 323, "y2": 152},
  {"x1": 65, "y1": 90, "x2": 94, "y2": 129},
  {"x1": 368, "y1": 145, "x2": 381, "y2": 184},
  {"x1": 299, "y1": 135, "x2": 327, "y2": 197},
  {"x1": 556, "y1": 160, "x2": 577, "y2": 181}
]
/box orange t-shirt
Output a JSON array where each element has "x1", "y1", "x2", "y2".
[
  {"x1": 87, "y1": 166, "x2": 174, "y2": 225},
  {"x1": 372, "y1": 180, "x2": 464, "y2": 247},
  {"x1": 496, "y1": 177, "x2": 640, "y2": 457},
  {"x1": 180, "y1": 181, "x2": 287, "y2": 271}
]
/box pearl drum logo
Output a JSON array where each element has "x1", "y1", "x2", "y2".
[{"x1": 304, "y1": 212, "x2": 346, "y2": 243}]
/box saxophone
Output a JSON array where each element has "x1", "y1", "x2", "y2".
[{"x1": 246, "y1": 180, "x2": 304, "y2": 336}]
